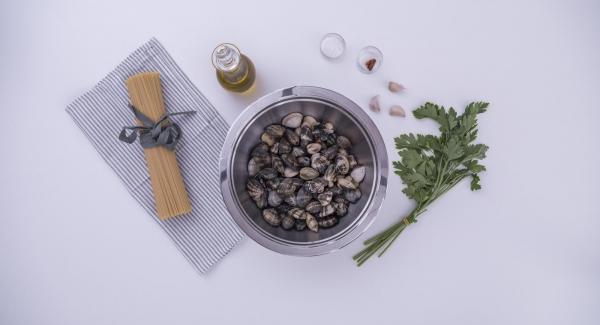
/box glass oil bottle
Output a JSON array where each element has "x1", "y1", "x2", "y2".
[{"x1": 211, "y1": 43, "x2": 256, "y2": 93}]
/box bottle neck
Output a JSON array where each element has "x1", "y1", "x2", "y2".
[{"x1": 212, "y1": 43, "x2": 241, "y2": 73}]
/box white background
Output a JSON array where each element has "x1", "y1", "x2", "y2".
[{"x1": 1, "y1": 0, "x2": 599, "y2": 324}]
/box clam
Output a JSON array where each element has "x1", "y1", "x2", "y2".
[
  {"x1": 283, "y1": 167, "x2": 299, "y2": 178},
  {"x1": 297, "y1": 156, "x2": 310, "y2": 167},
  {"x1": 305, "y1": 178, "x2": 326, "y2": 194},
  {"x1": 266, "y1": 177, "x2": 281, "y2": 191},
  {"x1": 334, "y1": 155, "x2": 350, "y2": 175},
  {"x1": 305, "y1": 213, "x2": 319, "y2": 232},
  {"x1": 278, "y1": 138, "x2": 292, "y2": 154},
  {"x1": 322, "y1": 145, "x2": 338, "y2": 160},
  {"x1": 318, "y1": 216, "x2": 338, "y2": 228},
  {"x1": 261, "y1": 132, "x2": 276, "y2": 146},
  {"x1": 299, "y1": 167, "x2": 319, "y2": 180},
  {"x1": 320, "y1": 204, "x2": 335, "y2": 217},
  {"x1": 295, "y1": 187, "x2": 312, "y2": 208},
  {"x1": 270, "y1": 142, "x2": 280, "y2": 154},
  {"x1": 337, "y1": 176, "x2": 357, "y2": 190},
  {"x1": 284, "y1": 194, "x2": 297, "y2": 207},
  {"x1": 302, "y1": 115, "x2": 319, "y2": 128},
  {"x1": 246, "y1": 178, "x2": 265, "y2": 201},
  {"x1": 318, "y1": 191, "x2": 333, "y2": 206},
  {"x1": 330, "y1": 186, "x2": 343, "y2": 196},
  {"x1": 332, "y1": 200, "x2": 348, "y2": 217},
  {"x1": 281, "y1": 215, "x2": 295, "y2": 230},
  {"x1": 268, "y1": 190, "x2": 282, "y2": 207},
  {"x1": 336, "y1": 136, "x2": 351, "y2": 149},
  {"x1": 305, "y1": 201, "x2": 322, "y2": 214},
  {"x1": 291, "y1": 146, "x2": 305, "y2": 158},
  {"x1": 281, "y1": 153, "x2": 297, "y2": 168},
  {"x1": 288, "y1": 208, "x2": 306, "y2": 220},
  {"x1": 351, "y1": 166, "x2": 366, "y2": 183},
  {"x1": 323, "y1": 122, "x2": 334, "y2": 134},
  {"x1": 300, "y1": 126, "x2": 313, "y2": 146},
  {"x1": 263, "y1": 208, "x2": 281, "y2": 226},
  {"x1": 344, "y1": 188, "x2": 362, "y2": 203},
  {"x1": 277, "y1": 178, "x2": 297, "y2": 196},
  {"x1": 294, "y1": 219, "x2": 307, "y2": 231},
  {"x1": 248, "y1": 158, "x2": 260, "y2": 176},
  {"x1": 265, "y1": 124, "x2": 285, "y2": 138},
  {"x1": 255, "y1": 192, "x2": 267, "y2": 208},
  {"x1": 306, "y1": 143, "x2": 322, "y2": 155},
  {"x1": 323, "y1": 165, "x2": 337, "y2": 187},
  {"x1": 258, "y1": 168, "x2": 278, "y2": 180},
  {"x1": 271, "y1": 156, "x2": 285, "y2": 174},
  {"x1": 324, "y1": 133, "x2": 337, "y2": 147},
  {"x1": 251, "y1": 143, "x2": 269, "y2": 157},
  {"x1": 282, "y1": 112, "x2": 303, "y2": 128},
  {"x1": 285, "y1": 128, "x2": 300, "y2": 145},
  {"x1": 311, "y1": 154, "x2": 330, "y2": 174}
]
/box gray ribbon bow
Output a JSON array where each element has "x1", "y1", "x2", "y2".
[{"x1": 119, "y1": 104, "x2": 196, "y2": 151}]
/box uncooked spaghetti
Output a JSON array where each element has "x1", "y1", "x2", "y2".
[{"x1": 126, "y1": 72, "x2": 192, "y2": 219}]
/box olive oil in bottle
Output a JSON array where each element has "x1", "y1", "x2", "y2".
[{"x1": 211, "y1": 43, "x2": 256, "y2": 92}]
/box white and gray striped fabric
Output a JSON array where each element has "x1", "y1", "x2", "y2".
[{"x1": 66, "y1": 38, "x2": 244, "y2": 274}]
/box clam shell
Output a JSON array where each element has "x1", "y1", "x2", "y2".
[
  {"x1": 282, "y1": 112, "x2": 303, "y2": 128},
  {"x1": 336, "y1": 136, "x2": 351, "y2": 149},
  {"x1": 265, "y1": 124, "x2": 285, "y2": 137},
  {"x1": 281, "y1": 215, "x2": 295, "y2": 230},
  {"x1": 318, "y1": 191, "x2": 333, "y2": 206},
  {"x1": 305, "y1": 201, "x2": 322, "y2": 214},
  {"x1": 350, "y1": 166, "x2": 366, "y2": 183},
  {"x1": 295, "y1": 187, "x2": 312, "y2": 208},
  {"x1": 320, "y1": 204, "x2": 335, "y2": 217},
  {"x1": 268, "y1": 190, "x2": 283, "y2": 207},
  {"x1": 288, "y1": 208, "x2": 306, "y2": 220},
  {"x1": 344, "y1": 188, "x2": 362, "y2": 203},
  {"x1": 261, "y1": 132, "x2": 276, "y2": 146},
  {"x1": 335, "y1": 155, "x2": 350, "y2": 175},
  {"x1": 305, "y1": 213, "x2": 318, "y2": 232},
  {"x1": 306, "y1": 143, "x2": 322, "y2": 155},
  {"x1": 337, "y1": 176, "x2": 357, "y2": 190},
  {"x1": 299, "y1": 167, "x2": 319, "y2": 180},
  {"x1": 285, "y1": 128, "x2": 300, "y2": 145},
  {"x1": 302, "y1": 115, "x2": 319, "y2": 128},
  {"x1": 283, "y1": 167, "x2": 299, "y2": 178},
  {"x1": 263, "y1": 208, "x2": 281, "y2": 226},
  {"x1": 318, "y1": 216, "x2": 338, "y2": 228}
]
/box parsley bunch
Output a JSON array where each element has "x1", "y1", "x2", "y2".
[{"x1": 353, "y1": 101, "x2": 489, "y2": 266}]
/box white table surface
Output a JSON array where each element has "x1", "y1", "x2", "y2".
[{"x1": 1, "y1": 0, "x2": 599, "y2": 324}]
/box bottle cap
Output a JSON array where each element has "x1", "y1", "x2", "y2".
[{"x1": 212, "y1": 43, "x2": 241, "y2": 72}]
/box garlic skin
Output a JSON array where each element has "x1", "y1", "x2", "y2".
[
  {"x1": 388, "y1": 81, "x2": 405, "y2": 93},
  {"x1": 369, "y1": 95, "x2": 381, "y2": 112},
  {"x1": 389, "y1": 105, "x2": 406, "y2": 117}
]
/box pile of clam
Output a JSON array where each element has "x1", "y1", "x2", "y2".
[{"x1": 246, "y1": 112, "x2": 366, "y2": 233}]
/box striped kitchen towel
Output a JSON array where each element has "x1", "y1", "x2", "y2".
[{"x1": 66, "y1": 38, "x2": 244, "y2": 274}]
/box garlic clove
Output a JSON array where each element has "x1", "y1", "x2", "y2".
[
  {"x1": 369, "y1": 95, "x2": 381, "y2": 112},
  {"x1": 389, "y1": 105, "x2": 406, "y2": 117},
  {"x1": 388, "y1": 81, "x2": 405, "y2": 93}
]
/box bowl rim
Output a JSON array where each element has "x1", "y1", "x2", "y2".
[{"x1": 219, "y1": 86, "x2": 388, "y2": 256}]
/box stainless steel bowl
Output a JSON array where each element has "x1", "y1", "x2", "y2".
[{"x1": 219, "y1": 86, "x2": 388, "y2": 256}]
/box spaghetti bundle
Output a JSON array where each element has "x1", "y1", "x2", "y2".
[{"x1": 126, "y1": 72, "x2": 192, "y2": 219}]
